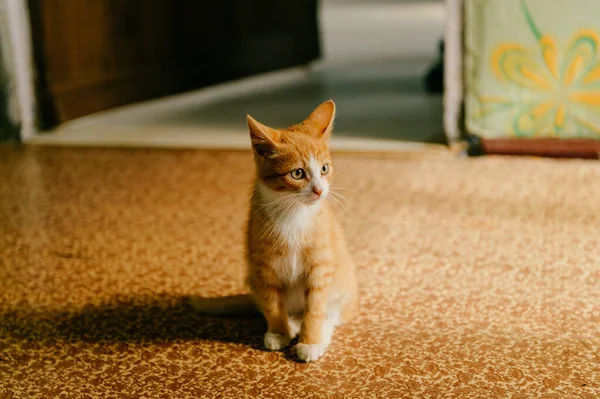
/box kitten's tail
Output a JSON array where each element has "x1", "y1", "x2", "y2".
[{"x1": 189, "y1": 294, "x2": 259, "y2": 316}]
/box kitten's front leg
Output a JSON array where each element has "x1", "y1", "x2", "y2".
[
  {"x1": 296, "y1": 271, "x2": 333, "y2": 362},
  {"x1": 253, "y1": 283, "x2": 293, "y2": 351}
]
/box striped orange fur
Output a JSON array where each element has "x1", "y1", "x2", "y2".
[{"x1": 246, "y1": 100, "x2": 357, "y2": 362}]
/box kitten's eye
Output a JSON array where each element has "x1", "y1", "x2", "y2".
[
  {"x1": 321, "y1": 164, "x2": 330, "y2": 175},
  {"x1": 291, "y1": 168, "x2": 306, "y2": 180}
]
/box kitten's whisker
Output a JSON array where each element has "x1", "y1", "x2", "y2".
[
  {"x1": 329, "y1": 199, "x2": 348, "y2": 214},
  {"x1": 272, "y1": 197, "x2": 299, "y2": 221},
  {"x1": 327, "y1": 195, "x2": 348, "y2": 213},
  {"x1": 256, "y1": 193, "x2": 296, "y2": 208},
  {"x1": 329, "y1": 191, "x2": 350, "y2": 207},
  {"x1": 331, "y1": 191, "x2": 349, "y2": 202},
  {"x1": 329, "y1": 197, "x2": 350, "y2": 213}
]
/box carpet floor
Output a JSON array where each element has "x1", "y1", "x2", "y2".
[{"x1": 1, "y1": 146, "x2": 599, "y2": 398}]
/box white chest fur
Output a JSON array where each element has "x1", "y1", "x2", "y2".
[
  {"x1": 271, "y1": 252, "x2": 307, "y2": 314},
  {"x1": 258, "y1": 182, "x2": 321, "y2": 249},
  {"x1": 272, "y1": 204, "x2": 319, "y2": 248},
  {"x1": 257, "y1": 183, "x2": 321, "y2": 287},
  {"x1": 270, "y1": 205, "x2": 319, "y2": 285}
]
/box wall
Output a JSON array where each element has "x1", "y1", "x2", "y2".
[
  {"x1": 0, "y1": 0, "x2": 20, "y2": 141},
  {"x1": 319, "y1": 0, "x2": 444, "y2": 65}
]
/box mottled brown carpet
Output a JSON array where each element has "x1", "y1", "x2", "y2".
[{"x1": 1, "y1": 146, "x2": 599, "y2": 398}]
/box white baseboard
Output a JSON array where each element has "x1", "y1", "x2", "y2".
[{"x1": 28, "y1": 123, "x2": 446, "y2": 154}]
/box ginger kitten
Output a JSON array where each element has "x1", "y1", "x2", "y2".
[{"x1": 246, "y1": 100, "x2": 357, "y2": 362}]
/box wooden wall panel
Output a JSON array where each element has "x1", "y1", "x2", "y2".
[{"x1": 28, "y1": 0, "x2": 320, "y2": 126}]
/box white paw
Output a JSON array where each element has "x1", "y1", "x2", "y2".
[
  {"x1": 264, "y1": 332, "x2": 290, "y2": 351},
  {"x1": 288, "y1": 317, "x2": 302, "y2": 339},
  {"x1": 296, "y1": 342, "x2": 327, "y2": 362}
]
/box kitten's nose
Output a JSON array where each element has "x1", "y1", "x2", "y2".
[{"x1": 313, "y1": 187, "x2": 323, "y2": 197}]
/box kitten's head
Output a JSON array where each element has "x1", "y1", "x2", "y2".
[{"x1": 247, "y1": 100, "x2": 336, "y2": 205}]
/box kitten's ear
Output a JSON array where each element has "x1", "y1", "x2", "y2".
[
  {"x1": 305, "y1": 100, "x2": 336, "y2": 139},
  {"x1": 247, "y1": 114, "x2": 280, "y2": 157}
]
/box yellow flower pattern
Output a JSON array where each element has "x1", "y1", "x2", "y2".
[{"x1": 477, "y1": 0, "x2": 600, "y2": 138}]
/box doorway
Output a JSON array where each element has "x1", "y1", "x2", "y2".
[
  {"x1": 28, "y1": 0, "x2": 321, "y2": 125},
  {"x1": 27, "y1": 0, "x2": 446, "y2": 150}
]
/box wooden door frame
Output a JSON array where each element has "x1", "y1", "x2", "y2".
[{"x1": 2, "y1": 0, "x2": 322, "y2": 142}]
